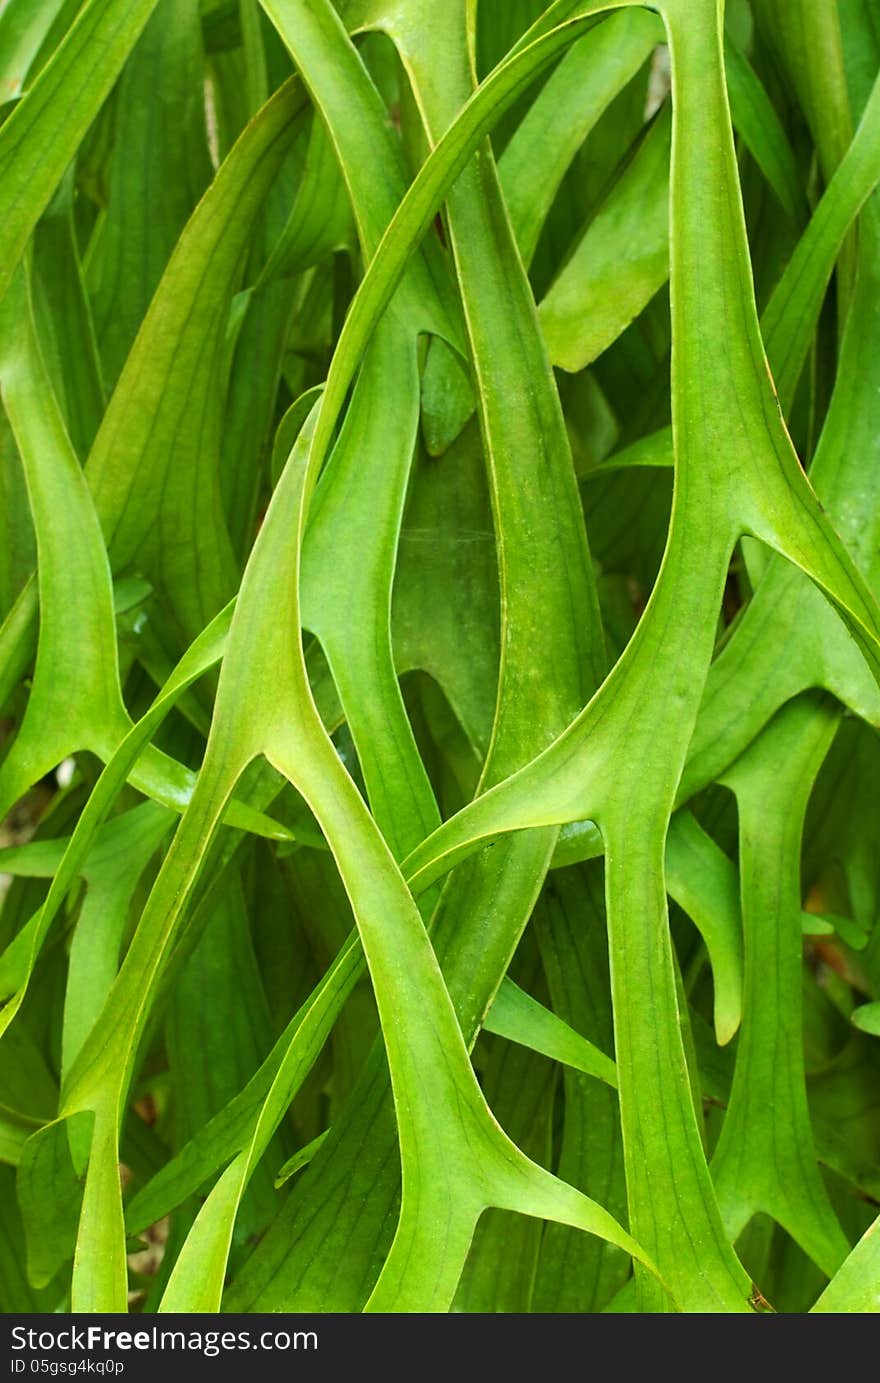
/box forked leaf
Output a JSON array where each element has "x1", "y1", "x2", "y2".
[
  {"x1": 62, "y1": 410, "x2": 650, "y2": 1314},
  {"x1": 712, "y1": 695, "x2": 849, "y2": 1277},
  {"x1": 4, "y1": 0, "x2": 880, "y2": 1322}
]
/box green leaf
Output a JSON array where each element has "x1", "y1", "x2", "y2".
[
  {"x1": 539, "y1": 103, "x2": 671, "y2": 371},
  {"x1": 274, "y1": 1131, "x2": 329, "y2": 1188},
  {"x1": 86, "y1": 0, "x2": 212, "y2": 391},
  {"x1": 86, "y1": 76, "x2": 308, "y2": 646},
  {"x1": 812, "y1": 1213, "x2": 880, "y2": 1312},
  {"x1": 0, "y1": 0, "x2": 163, "y2": 305},
  {"x1": 6, "y1": 0, "x2": 880, "y2": 1321},
  {"x1": 485, "y1": 977, "x2": 617, "y2": 1088},
  {"x1": 851, "y1": 1003, "x2": 880, "y2": 1037},
  {"x1": 712, "y1": 695, "x2": 849, "y2": 1278}
]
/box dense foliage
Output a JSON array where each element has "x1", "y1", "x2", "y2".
[{"x1": 1, "y1": 0, "x2": 879, "y2": 1314}]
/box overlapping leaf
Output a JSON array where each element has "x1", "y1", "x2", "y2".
[{"x1": 2, "y1": 0, "x2": 879, "y2": 1319}]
